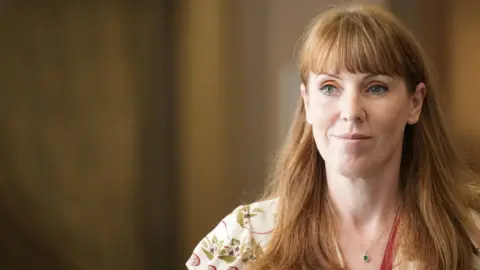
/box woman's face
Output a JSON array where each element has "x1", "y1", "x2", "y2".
[{"x1": 301, "y1": 70, "x2": 425, "y2": 178}]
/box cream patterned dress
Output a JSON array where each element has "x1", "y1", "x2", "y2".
[{"x1": 186, "y1": 198, "x2": 480, "y2": 269}]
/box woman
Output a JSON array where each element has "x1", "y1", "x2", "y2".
[{"x1": 186, "y1": 3, "x2": 480, "y2": 270}]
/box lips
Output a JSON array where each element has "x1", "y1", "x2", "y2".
[{"x1": 332, "y1": 133, "x2": 371, "y2": 140}]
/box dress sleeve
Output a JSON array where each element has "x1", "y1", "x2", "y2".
[{"x1": 186, "y1": 204, "x2": 264, "y2": 270}]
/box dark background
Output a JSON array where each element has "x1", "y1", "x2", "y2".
[{"x1": 1, "y1": 0, "x2": 479, "y2": 269}]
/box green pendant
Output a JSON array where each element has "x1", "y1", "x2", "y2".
[{"x1": 363, "y1": 254, "x2": 370, "y2": 263}]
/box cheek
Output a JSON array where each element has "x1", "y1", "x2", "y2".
[
  {"x1": 308, "y1": 101, "x2": 337, "y2": 148},
  {"x1": 309, "y1": 94, "x2": 338, "y2": 123},
  {"x1": 308, "y1": 97, "x2": 337, "y2": 127},
  {"x1": 373, "y1": 105, "x2": 410, "y2": 139}
]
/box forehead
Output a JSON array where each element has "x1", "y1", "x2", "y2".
[
  {"x1": 304, "y1": 36, "x2": 404, "y2": 79},
  {"x1": 298, "y1": 10, "x2": 412, "y2": 82}
]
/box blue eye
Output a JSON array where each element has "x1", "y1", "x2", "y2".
[
  {"x1": 319, "y1": 84, "x2": 337, "y2": 95},
  {"x1": 367, "y1": 84, "x2": 388, "y2": 95}
]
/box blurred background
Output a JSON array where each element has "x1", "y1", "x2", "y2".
[{"x1": 1, "y1": 0, "x2": 479, "y2": 269}]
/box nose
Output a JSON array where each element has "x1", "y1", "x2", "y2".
[{"x1": 339, "y1": 89, "x2": 365, "y2": 122}]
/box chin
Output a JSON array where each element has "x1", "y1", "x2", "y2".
[
  {"x1": 329, "y1": 158, "x2": 373, "y2": 178},
  {"x1": 336, "y1": 166, "x2": 371, "y2": 179}
]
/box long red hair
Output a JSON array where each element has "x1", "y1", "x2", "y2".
[{"x1": 249, "y1": 4, "x2": 480, "y2": 269}]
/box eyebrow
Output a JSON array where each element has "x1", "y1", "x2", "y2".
[{"x1": 317, "y1": 73, "x2": 387, "y2": 80}]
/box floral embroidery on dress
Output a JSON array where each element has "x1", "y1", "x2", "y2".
[
  {"x1": 201, "y1": 235, "x2": 243, "y2": 263},
  {"x1": 240, "y1": 237, "x2": 264, "y2": 263},
  {"x1": 236, "y1": 205, "x2": 266, "y2": 228},
  {"x1": 186, "y1": 199, "x2": 277, "y2": 269},
  {"x1": 187, "y1": 200, "x2": 480, "y2": 269},
  {"x1": 187, "y1": 253, "x2": 200, "y2": 266}
]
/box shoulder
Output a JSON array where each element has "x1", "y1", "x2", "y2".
[
  {"x1": 393, "y1": 209, "x2": 480, "y2": 269},
  {"x1": 186, "y1": 198, "x2": 278, "y2": 270}
]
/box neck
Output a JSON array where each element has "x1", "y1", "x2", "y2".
[{"x1": 326, "y1": 152, "x2": 401, "y2": 233}]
